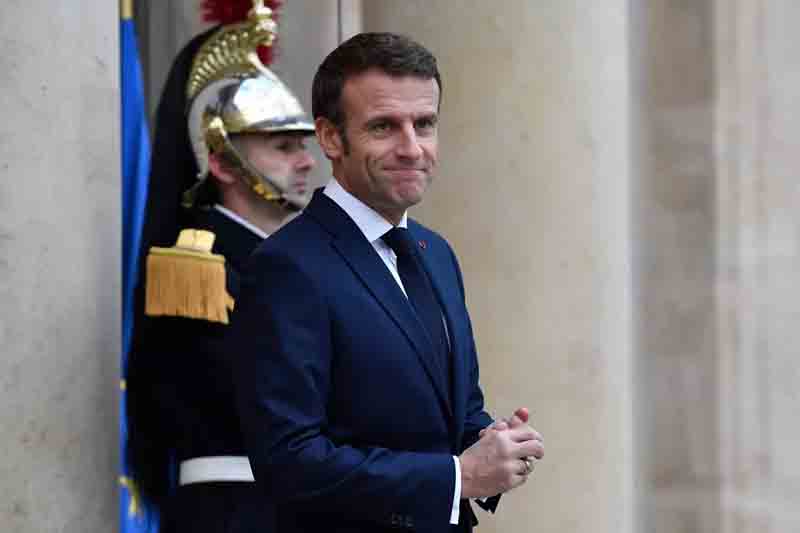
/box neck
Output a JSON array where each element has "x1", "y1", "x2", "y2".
[
  {"x1": 221, "y1": 191, "x2": 295, "y2": 236},
  {"x1": 332, "y1": 173, "x2": 405, "y2": 226}
]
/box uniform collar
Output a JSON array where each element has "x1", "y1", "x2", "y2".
[{"x1": 213, "y1": 204, "x2": 270, "y2": 240}]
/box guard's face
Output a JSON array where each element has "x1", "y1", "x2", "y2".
[
  {"x1": 322, "y1": 69, "x2": 439, "y2": 224},
  {"x1": 237, "y1": 132, "x2": 316, "y2": 207}
]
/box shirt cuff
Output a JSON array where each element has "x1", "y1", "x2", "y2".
[{"x1": 450, "y1": 456, "x2": 461, "y2": 525}]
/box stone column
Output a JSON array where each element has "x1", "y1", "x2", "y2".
[
  {"x1": 630, "y1": 0, "x2": 800, "y2": 530},
  {"x1": 0, "y1": 2, "x2": 120, "y2": 532},
  {"x1": 715, "y1": 0, "x2": 800, "y2": 531},
  {"x1": 364, "y1": 3, "x2": 634, "y2": 533},
  {"x1": 630, "y1": 1, "x2": 721, "y2": 531}
]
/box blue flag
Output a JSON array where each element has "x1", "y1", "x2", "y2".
[{"x1": 120, "y1": 12, "x2": 153, "y2": 533}]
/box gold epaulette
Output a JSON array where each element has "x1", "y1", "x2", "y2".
[{"x1": 144, "y1": 229, "x2": 234, "y2": 324}]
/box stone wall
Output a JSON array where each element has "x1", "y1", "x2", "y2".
[
  {"x1": 1, "y1": 1, "x2": 796, "y2": 531},
  {"x1": 0, "y1": 2, "x2": 120, "y2": 531}
]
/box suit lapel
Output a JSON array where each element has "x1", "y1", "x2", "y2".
[{"x1": 305, "y1": 192, "x2": 454, "y2": 421}]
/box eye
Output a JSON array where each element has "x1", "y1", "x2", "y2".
[
  {"x1": 275, "y1": 138, "x2": 305, "y2": 154},
  {"x1": 368, "y1": 120, "x2": 392, "y2": 135},
  {"x1": 415, "y1": 116, "x2": 438, "y2": 135}
]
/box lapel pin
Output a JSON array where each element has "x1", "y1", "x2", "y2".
[{"x1": 418, "y1": 240, "x2": 427, "y2": 250}]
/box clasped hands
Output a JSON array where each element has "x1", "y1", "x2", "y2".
[{"x1": 458, "y1": 407, "x2": 544, "y2": 499}]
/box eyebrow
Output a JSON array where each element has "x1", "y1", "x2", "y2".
[{"x1": 365, "y1": 112, "x2": 438, "y2": 126}]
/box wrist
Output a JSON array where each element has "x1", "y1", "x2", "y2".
[{"x1": 458, "y1": 454, "x2": 477, "y2": 499}]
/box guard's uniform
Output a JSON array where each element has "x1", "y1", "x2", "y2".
[
  {"x1": 130, "y1": 209, "x2": 268, "y2": 533},
  {"x1": 124, "y1": 2, "x2": 315, "y2": 531}
]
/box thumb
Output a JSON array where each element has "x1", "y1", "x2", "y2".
[{"x1": 513, "y1": 407, "x2": 530, "y2": 424}]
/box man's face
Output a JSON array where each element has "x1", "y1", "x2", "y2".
[
  {"x1": 236, "y1": 132, "x2": 316, "y2": 207},
  {"x1": 324, "y1": 69, "x2": 439, "y2": 224}
]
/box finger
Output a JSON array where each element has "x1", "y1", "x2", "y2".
[
  {"x1": 514, "y1": 438, "x2": 545, "y2": 460},
  {"x1": 506, "y1": 415, "x2": 524, "y2": 429},
  {"x1": 507, "y1": 472, "x2": 529, "y2": 492},
  {"x1": 506, "y1": 423, "x2": 544, "y2": 444},
  {"x1": 479, "y1": 419, "x2": 507, "y2": 439},
  {"x1": 510, "y1": 408, "x2": 543, "y2": 441},
  {"x1": 506, "y1": 424, "x2": 540, "y2": 443},
  {"x1": 515, "y1": 458, "x2": 533, "y2": 476}
]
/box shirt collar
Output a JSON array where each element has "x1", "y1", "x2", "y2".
[
  {"x1": 213, "y1": 204, "x2": 270, "y2": 240},
  {"x1": 323, "y1": 178, "x2": 407, "y2": 243}
]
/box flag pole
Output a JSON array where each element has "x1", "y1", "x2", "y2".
[{"x1": 121, "y1": 0, "x2": 133, "y2": 20}]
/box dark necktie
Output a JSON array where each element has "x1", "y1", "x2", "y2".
[{"x1": 382, "y1": 227, "x2": 451, "y2": 389}]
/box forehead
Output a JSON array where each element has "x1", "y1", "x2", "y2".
[{"x1": 341, "y1": 69, "x2": 440, "y2": 120}]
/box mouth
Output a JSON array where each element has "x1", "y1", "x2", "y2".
[
  {"x1": 292, "y1": 179, "x2": 308, "y2": 194},
  {"x1": 384, "y1": 168, "x2": 428, "y2": 178}
]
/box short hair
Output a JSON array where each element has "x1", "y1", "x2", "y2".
[{"x1": 311, "y1": 32, "x2": 442, "y2": 130}]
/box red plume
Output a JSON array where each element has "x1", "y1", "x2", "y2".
[{"x1": 200, "y1": 0, "x2": 283, "y2": 66}]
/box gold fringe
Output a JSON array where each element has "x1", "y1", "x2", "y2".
[{"x1": 144, "y1": 230, "x2": 234, "y2": 324}]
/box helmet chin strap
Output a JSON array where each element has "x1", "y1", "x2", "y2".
[
  {"x1": 227, "y1": 143, "x2": 305, "y2": 213},
  {"x1": 206, "y1": 116, "x2": 304, "y2": 212}
]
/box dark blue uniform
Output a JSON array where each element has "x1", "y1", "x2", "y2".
[{"x1": 127, "y1": 208, "x2": 273, "y2": 533}]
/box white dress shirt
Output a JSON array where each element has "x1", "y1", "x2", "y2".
[{"x1": 323, "y1": 179, "x2": 463, "y2": 525}]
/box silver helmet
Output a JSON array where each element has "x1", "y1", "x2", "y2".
[{"x1": 184, "y1": 0, "x2": 314, "y2": 209}]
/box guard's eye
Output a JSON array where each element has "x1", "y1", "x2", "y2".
[{"x1": 275, "y1": 139, "x2": 306, "y2": 153}]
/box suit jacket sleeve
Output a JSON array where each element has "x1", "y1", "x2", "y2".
[
  {"x1": 233, "y1": 247, "x2": 456, "y2": 530},
  {"x1": 445, "y1": 243, "x2": 502, "y2": 514}
]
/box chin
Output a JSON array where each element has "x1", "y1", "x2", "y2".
[
  {"x1": 397, "y1": 184, "x2": 427, "y2": 205},
  {"x1": 286, "y1": 191, "x2": 312, "y2": 209}
]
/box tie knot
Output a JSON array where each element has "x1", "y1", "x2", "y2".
[{"x1": 382, "y1": 227, "x2": 415, "y2": 257}]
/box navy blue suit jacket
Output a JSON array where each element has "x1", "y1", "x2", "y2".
[{"x1": 233, "y1": 190, "x2": 496, "y2": 533}]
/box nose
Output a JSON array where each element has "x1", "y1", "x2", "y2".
[
  {"x1": 295, "y1": 149, "x2": 316, "y2": 174},
  {"x1": 395, "y1": 124, "x2": 423, "y2": 160}
]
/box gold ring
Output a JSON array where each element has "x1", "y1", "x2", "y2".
[{"x1": 523, "y1": 457, "x2": 534, "y2": 474}]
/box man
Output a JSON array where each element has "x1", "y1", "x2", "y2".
[
  {"x1": 125, "y1": 3, "x2": 316, "y2": 532},
  {"x1": 233, "y1": 33, "x2": 544, "y2": 533}
]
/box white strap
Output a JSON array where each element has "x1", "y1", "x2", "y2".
[{"x1": 178, "y1": 456, "x2": 255, "y2": 485}]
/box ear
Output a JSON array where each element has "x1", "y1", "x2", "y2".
[
  {"x1": 208, "y1": 152, "x2": 237, "y2": 186},
  {"x1": 315, "y1": 117, "x2": 344, "y2": 160}
]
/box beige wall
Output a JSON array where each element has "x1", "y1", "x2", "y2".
[{"x1": 0, "y1": 2, "x2": 120, "y2": 532}]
